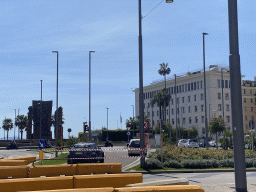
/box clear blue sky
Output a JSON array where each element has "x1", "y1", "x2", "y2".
[{"x1": 0, "y1": 0, "x2": 255, "y2": 139}]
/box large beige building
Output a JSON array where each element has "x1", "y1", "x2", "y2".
[
  {"x1": 133, "y1": 65, "x2": 253, "y2": 138},
  {"x1": 242, "y1": 79, "x2": 256, "y2": 133}
]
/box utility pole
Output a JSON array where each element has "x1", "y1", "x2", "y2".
[
  {"x1": 40, "y1": 80, "x2": 42, "y2": 140},
  {"x1": 228, "y1": 0, "x2": 247, "y2": 191},
  {"x1": 174, "y1": 74, "x2": 178, "y2": 145}
]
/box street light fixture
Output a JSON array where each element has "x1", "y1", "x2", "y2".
[
  {"x1": 52, "y1": 51, "x2": 59, "y2": 157},
  {"x1": 106, "y1": 107, "x2": 109, "y2": 140},
  {"x1": 203, "y1": 32, "x2": 209, "y2": 149},
  {"x1": 89, "y1": 51, "x2": 95, "y2": 141}
]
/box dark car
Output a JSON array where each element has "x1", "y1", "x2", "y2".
[
  {"x1": 44, "y1": 140, "x2": 52, "y2": 148},
  {"x1": 104, "y1": 140, "x2": 113, "y2": 147},
  {"x1": 67, "y1": 143, "x2": 104, "y2": 164},
  {"x1": 6, "y1": 141, "x2": 18, "y2": 150},
  {"x1": 198, "y1": 141, "x2": 206, "y2": 147}
]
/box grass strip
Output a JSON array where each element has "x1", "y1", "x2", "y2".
[{"x1": 34, "y1": 153, "x2": 68, "y2": 166}]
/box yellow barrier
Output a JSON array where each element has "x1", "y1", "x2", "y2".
[
  {"x1": 0, "y1": 160, "x2": 27, "y2": 166},
  {"x1": 115, "y1": 185, "x2": 204, "y2": 192},
  {"x1": 74, "y1": 173, "x2": 143, "y2": 188},
  {"x1": 0, "y1": 176, "x2": 73, "y2": 192},
  {"x1": 4, "y1": 156, "x2": 36, "y2": 164},
  {"x1": 28, "y1": 164, "x2": 76, "y2": 177},
  {"x1": 76, "y1": 163, "x2": 122, "y2": 175},
  {"x1": 0, "y1": 165, "x2": 28, "y2": 179},
  {"x1": 19, "y1": 188, "x2": 115, "y2": 192}
]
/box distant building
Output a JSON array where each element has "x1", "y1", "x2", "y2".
[
  {"x1": 134, "y1": 66, "x2": 235, "y2": 139},
  {"x1": 241, "y1": 78, "x2": 256, "y2": 133}
]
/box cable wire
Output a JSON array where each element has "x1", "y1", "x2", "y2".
[{"x1": 142, "y1": 0, "x2": 165, "y2": 19}]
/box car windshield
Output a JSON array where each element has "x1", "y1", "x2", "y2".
[
  {"x1": 72, "y1": 144, "x2": 95, "y2": 149},
  {"x1": 131, "y1": 140, "x2": 140, "y2": 147}
]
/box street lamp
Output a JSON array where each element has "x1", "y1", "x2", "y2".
[
  {"x1": 52, "y1": 51, "x2": 59, "y2": 157},
  {"x1": 131, "y1": 105, "x2": 134, "y2": 138},
  {"x1": 106, "y1": 107, "x2": 109, "y2": 140},
  {"x1": 40, "y1": 80, "x2": 43, "y2": 140},
  {"x1": 89, "y1": 51, "x2": 95, "y2": 142},
  {"x1": 203, "y1": 32, "x2": 209, "y2": 149}
]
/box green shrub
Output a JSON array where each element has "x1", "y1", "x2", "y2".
[
  {"x1": 245, "y1": 158, "x2": 256, "y2": 168},
  {"x1": 145, "y1": 158, "x2": 163, "y2": 169},
  {"x1": 219, "y1": 159, "x2": 234, "y2": 168},
  {"x1": 163, "y1": 160, "x2": 181, "y2": 168}
]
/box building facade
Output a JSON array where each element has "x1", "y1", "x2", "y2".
[{"x1": 134, "y1": 66, "x2": 234, "y2": 138}]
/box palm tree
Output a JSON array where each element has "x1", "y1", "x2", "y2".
[
  {"x1": 158, "y1": 62, "x2": 171, "y2": 89},
  {"x1": 2, "y1": 119, "x2": 13, "y2": 140},
  {"x1": 158, "y1": 62, "x2": 171, "y2": 121},
  {"x1": 150, "y1": 89, "x2": 171, "y2": 132},
  {"x1": 15, "y1": 115, "x2": 28, "y2": 140}
]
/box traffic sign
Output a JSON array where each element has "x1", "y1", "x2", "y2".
[
  {"x1": 126, "y1": 127, "x2": 131, "y2": 131},
  {"x1": 127, "y1": 131, "x2": 131, "y2": 136},
  {"x1": 249, "y1": 120, "x2": 255, "y2": 129},
  {"x1": 144, "y1": 120, "x2": 149, "y2": 130},
  {"x1": 39, "y1": 140, "x2": 45, "y2": 150}
]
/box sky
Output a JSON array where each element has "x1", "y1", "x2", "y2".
[{"x1": 0, "y1": 0, "x2": 255, "y2": 139}]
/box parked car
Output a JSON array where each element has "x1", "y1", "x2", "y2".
[
  {"x1": 208, "y1": 140, "x2": 221, "y2": 147},
  {"x1": 184, "y1": 139, "x2": 199, "y2": 148},
  {"x1": 178, "y1": 139, "x2": 187, "y2": 147},
  {"x1": 198, "y1": 141, "x2": 206, "y2": 147},
  {"x1": 67, "y1": 142, "x2": 104, "y2": 164},
  {"x1": 128, "y1": 139, "x2": 147, "y2": 156}
]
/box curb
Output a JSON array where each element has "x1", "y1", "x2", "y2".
[{"x1": 124, "y1": 168, "x2": 256, "y2": 174}]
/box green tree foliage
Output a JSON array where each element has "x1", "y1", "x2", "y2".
[
  {"x1": 125, "y1": 115, "x2": 151, "y2": 133},
  {"x1": 2, "y1": 119, "x2": 13, "y2": 140},
  {"x1": 15, "y1": 115, "x2": 28, "y2": 140},
  {"x1": 209, "y1": 117, "x2": 226, "y2": 149},
  {"x1": 188, "y1": 127, "x2": 199, "y2": 139},
  {"x1": 219, "y1": 130, "x2": 233, "y2": 150}
]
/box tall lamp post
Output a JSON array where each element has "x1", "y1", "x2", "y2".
[
  {"x1": 40, "y1": 80, "x2": 43, "y2": 140},
  {"x1": 228, "y1": 0, "x2": 247, "y2": 191},
  {"x1": 89, "y1": 51, "x2": 95, "y2": 141},
  {"x1": 13, "y1": 109, "x2": 16, "y2": 141},
  {"x1": 131, "y1": 105, "x2": 134, "y2": 138},
  {"x1": 203, "y1": 32, "x2": 209, "y2": 149},
  {"x1": 106, "y1": 107, "x2": 109, "y2": 140},
  {"x1": 174, "y1": 74, "x2": 178, "y2": 145},
  {"x1": 52, "y1": 51, "x2": 59, "y2": 157}
]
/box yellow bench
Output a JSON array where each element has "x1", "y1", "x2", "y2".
[
  {"x1": 0, "y1": 160, "x2": 27, "y2": 166},
  {"x1": 0, "y1": 165, "x2": 28, "y2": 179},
  {"x1": 76, "y1": 163, "x2": 122, "y2": 175}
]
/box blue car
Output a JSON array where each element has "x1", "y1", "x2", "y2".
[{"x1": 198, "y1": 141, "x2": 206, "y2": 147}]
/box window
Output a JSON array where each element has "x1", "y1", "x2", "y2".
[
  {"x1": 201, "y1": 81, "x2": 203, "y2": 89},
  {"x1": 201, "y1": 105, "x2": 204, "y2": 112},
  {"x1": 251, "y1": 98, "x2": 253, "y2": 103},
  {"x1": 244, "y1": 89, "x2": 246, "y2": 94},
  {"x1": 225, "y1": 93, "x2": 229, "y2": 100},
  {"x1": 194, "y1": 82, "x2": 197, "y2": 90},
  {"x1": 218, "y1": 104, "x2": 222, "y2": 111},
  {"x1": 194, "y1": 95, "x2": 197, "y2": 101},
  {"x1": 195, "y1": 106, "x2": 198, "y2": 112},
  {"x1": 176, "y1": 86, "x2": 179, "y2": 93},
  {"x1": 195, "y1": 116, "x2": 198, "y2": 123},
  {"x1": 188, "y1": 83, "x2": 190, "y2": 91},
  {"x1": 179, "y1": 85, "x2": 181, "y2": 93},
  {"x1": 218, "y1": 93, "x2": 221, "y2": 99},
  {"x1": 188, "y1": 106, "x2": 191, "y2": 113},
  {"x1": 182, "y1": 107, "x2": 185, "y2": 113},
  {"x1": 148, "y1": 103, "x2": 150, "y2": 108},
  {"x1": 201, "y1": 94, "x2": 203, "y2": 100},
  {"x1": 182, "y1": 97, "x2": 185, "y2": 103},
  {"x1": 166, "y1": 109, "x2": 168, "y2": 116},
  {"x1": 182, "y1": 85, "x2": 184, "y2": 92},
  {"x1": 157, "y1": 111, "x2": 159, "y2": 116},
  {"x1": 185, "y1": 84, "x2": 187, "y2": 92},
  {"x1": 251, "y1": 107, "x2": 253, "y2": 112},
  {"x1": 152, "y1": 120, "x2": 155, "y2": 126},
  {"x1": 183, "y1": 118, "x2": 186, "y2": 124},
  {"x1": 189, "y1": 117, "x2": 192, "y2": 124},
  {"x1": 171, "y1": 99, "x2": 173, "y2": 105},
  {"x1": 226, "y1": 104, "x2": 230, "y2": 111},
  {"x1": 202, "y1": 127, "x2": 205, "y2": 134},
  {"x1": 197, "y1": 81, "x2": 200, "y2": 89},
  {"x1": 202, "y1": 116, "x2": 205, "y2": 123},
  {"x1": 217, "y1": 79, "x2": 220, "y2": 88},
  {"x1": 225, "y1": 80, "x2": 228, "y2": 88},
  {"x1": 172, "y1": 108, "x2": 174, "y2": 115},
  {"x1": 226, "y1": 116, "x2": 230, "y2": 122},
  {"x1": 172, "y1": 119, "x2": 174, "y2": 125},
  {"x1": 191, "y1": 83, "x2": 193, "y2": 90},
  {"x1": 188, "y1": 96, "x2": 191, "y2": 102},
  {"x1": 152, "y1": 111, "x2": 154, "y2": 117},
  {"x1": 244, "y1": 98, "x2": 246, "y2": 103}
]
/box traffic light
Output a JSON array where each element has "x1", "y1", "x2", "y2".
[
  {"x1": 83, "y1": 122, "x2": 89, "y2": 132},
  {"x1": 162, "y1": 124, "x2": 165, "y2": 132}
]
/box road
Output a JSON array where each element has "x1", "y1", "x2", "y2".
[{"x1": 0, "y1": 149, "x2": 52, "y2": 160}]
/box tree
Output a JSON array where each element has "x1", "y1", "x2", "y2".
[
  {"x1": 2, "y1": 119, "x2": 13, "y2": 141},
  {"x1": 219, "y1": 130, "x2": 233, "y2": 150},
  {"x1": 15, "y1": 115, "x2": 28, "y2": 140},
  {"x1": 51, "y1": 113, "x2": 65, "y2": 138},
  {"x1": 188, "y1": 127, "x2": 199, "y2": 139},
  {"x1": 209, "y1": 117, "x2": 226, "y2": 149},
  {"x1": 158, "y1": 62, "x2": 171, "y2": 122}
]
